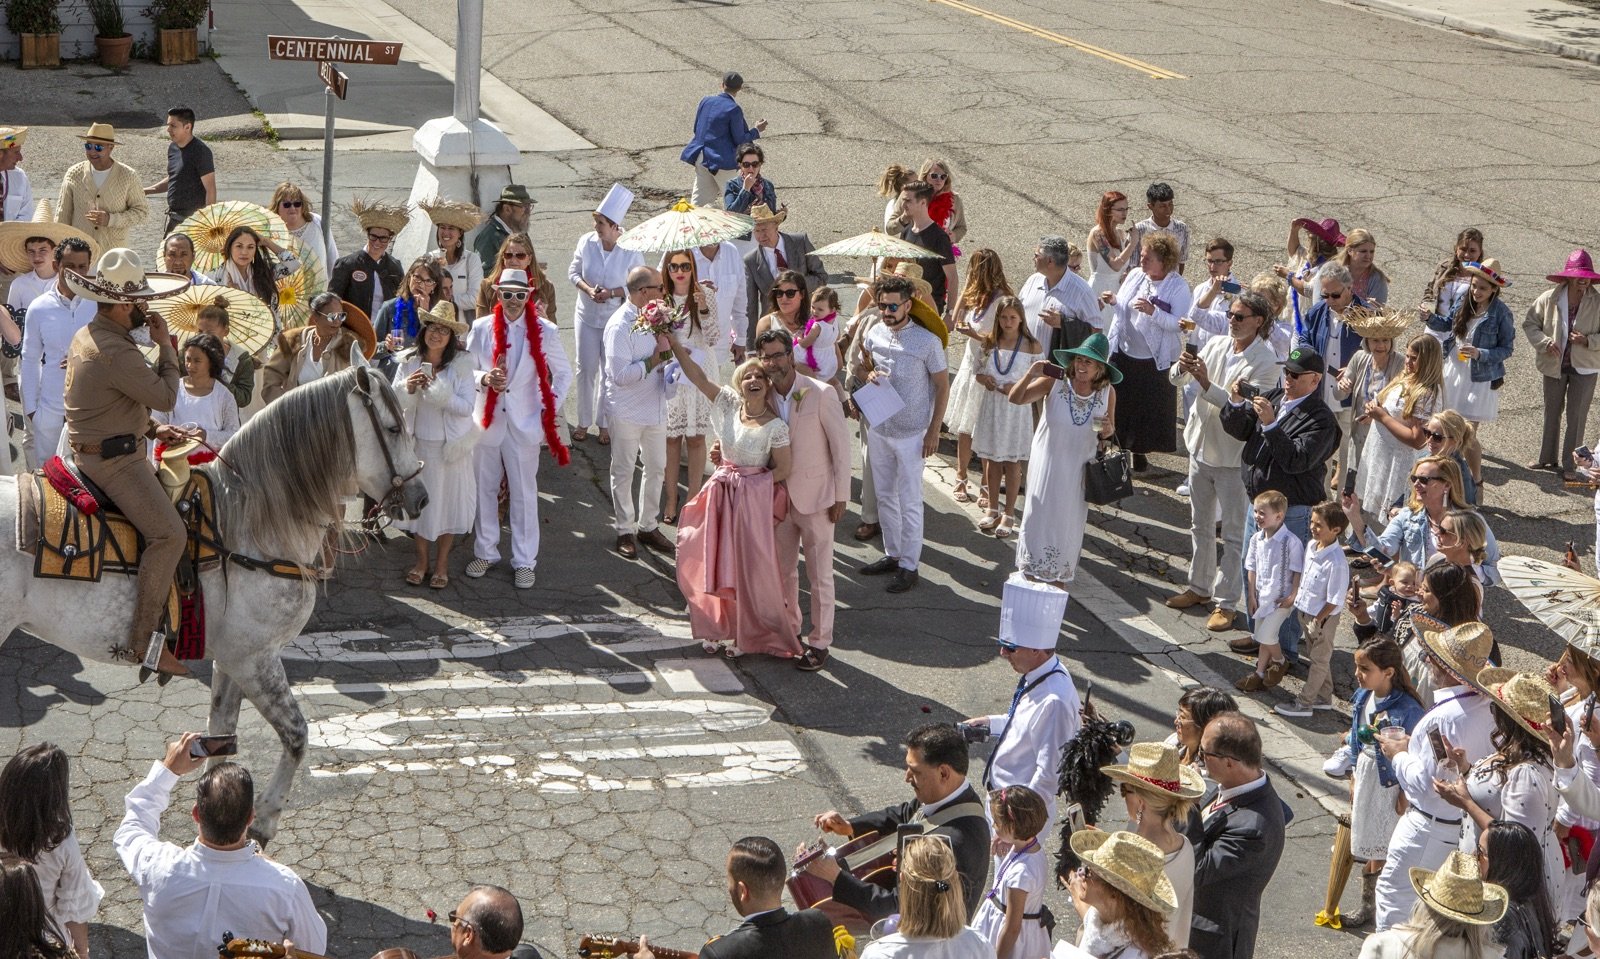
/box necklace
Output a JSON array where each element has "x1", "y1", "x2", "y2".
[
  {"x1": 992, "y1": 336, "x2": 1022, "y2": 376},
  {"x1": 1066, "y1": 383, "x2": 1099, "y2": 426}
]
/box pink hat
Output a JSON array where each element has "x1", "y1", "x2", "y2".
[
  {"x1": 1547, "y1": 250, "x2": 1600, "y2": 284},
  {"x1": 1293, "y1": 217, "x2": 1346, "y2": 248}
]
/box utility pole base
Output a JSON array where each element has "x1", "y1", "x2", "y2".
[{"x1": 396, "y1": 116, "x2": 521, "y2": 266}]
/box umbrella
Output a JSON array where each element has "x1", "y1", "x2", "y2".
[
  {"x1": 149, "y1": 285, "x2": 276, "y2": 358},
  {"x1": 275, "y1": 238, "x2": 327, "y2": 332},
  {"x1": 616, "y1": 199, "x2": 755, "y2": 254},
  {"x1": 178, "y1": 201, "x2": 291, "y2": 274},
  {"x1": 812, "y1": 228, "x2": 932, "y2": 260},
  {"x1": 1314, "y1": 816, "x2": 1355, "y2": 929},
  {"x1": 1499, "y1": 555, "x2": 1600, "y2": 658}
]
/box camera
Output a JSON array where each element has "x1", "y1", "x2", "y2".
[{"x1": 1236, "y1": 381, "x2": 1260, "y2": 401}]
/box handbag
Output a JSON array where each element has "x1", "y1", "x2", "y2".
[{"x1": 1084, "y1": 444, "x2": 1133, "y2": 505}]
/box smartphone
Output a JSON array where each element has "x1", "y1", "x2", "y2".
[
  {"x1": 420, "y1": 362, "x2": 434, "y2": 377},
  {"x1": 1551, "y1": 695, "x2": 1571, "y2": 736},
  {"x1": 959, "y1": 721, "x2": 989, "y2": 743},
  {"x1": 1184, "y1": 342, "x2": 1200, "y2": 357},
  {"x1": 1577, "y1": 445, "x2": 1594, "y2": 463},
  {"x1": 189, "y1": 734, "x2": 239, "y2": 759},
  {"x1": 1364, "y1": 546, "x2": 1391, "y2": 565},
  {"x1": 1427, "y1": 728, "x2": 1448, "y2": 762},
  {"x1": 1149, "y1": 297, "x2": 1173, "y2": 314},
  {"x1": 1219, "y1": 280, "x2": 1243, "y2": 294},
  {"x1": 1583, "y1": 694, "x2": 1596, "y2": 733},
  {"x1": 1065, "y1": 802, "x2": 1086, "y2": 832},
  {"x1": 1342, "y1": 468, "x2": 1358, "y2": 497},
  {"x1": 1043, "y1": 363, "x2": 1066, "y2": 380}
]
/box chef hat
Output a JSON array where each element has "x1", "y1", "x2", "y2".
[
  {"x1": 596, "y1": 183, "x2": 635, "y2": 226},
  {"x1": 998, "y1": 572, "x2": 1067, "y2": 650}
]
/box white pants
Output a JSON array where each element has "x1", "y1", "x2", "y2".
[
  {"x1": 1187, "y1": 460, "x2": 1249, "y2": 610},
  {"x1": 868, "y1": 430, "x2": 926, "y2": 570},
  {"x1": 28, "y1": 407, "x2": 64, "y2": 471},
  {"x1": 1251, "y1": 604, "x2": 1292, "y2": 648},
  {"x1": 609, "y1": 418, "x2": 666, "y2": 535},
  {"x1": 690, "y1": 160, "x2": 733, "y2": 208},
  {"x1": 857, "y1": 421, "x2": 878, "y2": 524},
  {"x1": 473, "y1": 438, "x2": 542, "y2": 569},
  {"x1": 1375, "y1": 808, "x2": 1462, "y2": 930},
  {"x1": 574, "y1": 323, "x2": 609, "y2": 431}
]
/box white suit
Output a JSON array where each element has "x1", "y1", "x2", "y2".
[{"x1": 20, "y1": 285, "x2": 94, "y2": 468}]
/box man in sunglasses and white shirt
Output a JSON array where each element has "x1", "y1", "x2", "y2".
[{"x1": 603, "y1": 266, "x2": 676, "y2": 559}]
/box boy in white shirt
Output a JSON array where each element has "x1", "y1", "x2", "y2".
[
  {"x1": 1276, "y1": 501, "x2": 1350, "y2": 716},
  {"x1": 1239, "y1": 489, "x2": 1304, "y2": 692}
]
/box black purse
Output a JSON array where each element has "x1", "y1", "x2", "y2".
[{"x1": 1084, "y1": 444, "x2": 1133, "y2": 505}]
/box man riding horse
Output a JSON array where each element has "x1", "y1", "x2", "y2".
[{"x1": 61, "y1": 248, "x2": 192, "y2": 680}]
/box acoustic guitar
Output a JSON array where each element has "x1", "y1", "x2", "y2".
[
  {"x1": 577, "y1": 935, "x2": 697, "y2": 959},
  {"x1": 218, "y1": 936, "x2": 334, "y2": 959},
  {"x1": 786, "y1": 830, "x2": 897, "y2": 934}
]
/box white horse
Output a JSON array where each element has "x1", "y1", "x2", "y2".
[{"x1": 0, "y1": 364, "x2": 427, "y2": 841}]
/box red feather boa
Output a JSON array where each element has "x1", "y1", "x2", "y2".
[{"x1": 480, "y1": 301, "x2": 570, "y2": 466}]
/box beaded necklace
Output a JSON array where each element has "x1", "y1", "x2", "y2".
[
  {"x1": 991, "y1": 332, "x2": 1022, "y2": 377},
  {"x1": 1065, "y1": 381, "x2": 1100, "y2": 426}
]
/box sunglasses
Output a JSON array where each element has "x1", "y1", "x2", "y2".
[
  {"x1": 503, "y1": 252, "x2": 531, "y2": 262},
  {"x1": 996, "y1": 641, "x2": 1021, "y2": 653},
  {"x1": 83, "y1": 143, "x2": 107, "y2": 153},
  {"x1": 926, "y1": 172, "x2": 948, "y2": 181},
  {"x1": 1226, "y1": 311, "x2": 1256, "y2": 322},
  {"x1": 667, "y1": 262, "x2": 694, "y2": 273},
  {"x1": 1410, "y1": 474, "x2": 1444, "y2": 485},
  {"x1": 280, "y1": 200, "x2": 303, "y2": 209},
  {"x1": 498, "y1": 289, "x2": 531, "y2": 301},
  {"x1": 1422, "y1": 428, "x2": 1446, "y2": 442},
  {"x1": 739, "y1": 160, "x2": 762, "y2": 169},
  {"x1": 775, "y1": 288, "x2": 802, "y2": 299},
  {"x1": 315, "y1": 311, "x2": 347, "y2": 325},
  {"x1": 367, "y1": 232, "x2": 394, "y2": 243},
  {"x1": 877, "y1": 301, "x2": 903, "y2": 312}
]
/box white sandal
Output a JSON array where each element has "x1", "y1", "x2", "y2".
[
  {"x1": 977, "y1": 510, "x2": 1001, "y2": 531},
  {"x1": 700, "y1": 640, "x2": 720, "y2": 655},
  {"x1": 994, "y1": 514, "x2": 1015, "y2": 539}
]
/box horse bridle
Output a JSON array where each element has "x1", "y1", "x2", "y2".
[{"x1": 351, "y1": 372, "x2": 424, "y2": 514}]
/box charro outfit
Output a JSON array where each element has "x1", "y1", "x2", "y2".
[{"x1": 699, "y1": 906, "x2": 837, "y2": 959}]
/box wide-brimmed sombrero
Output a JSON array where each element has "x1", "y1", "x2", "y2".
[
  {"x1": 417, "y1": 301, "x2": 468, "y2": 338},
  {"x1": 1417, "y1": 621, "x2": 1495, "y2": 690},
  {"x1": 1409, "y1": 851, "x2": 1508, "y2": 925},
  {"x1": 64, "y1": 249, "x2": 190, "y2": 304},
  {"x1": 0, "y1": 200, "x2": 96, "y2": 275}
]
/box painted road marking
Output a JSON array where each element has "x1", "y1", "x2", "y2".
[
  {"x1": 286, "y1": 614, "x2": 696, "y2": 662},
  {"x1": 657, "y1": 656, "x2": 746, "y2": 695},
  {"x1": 298, "y1": 667, "x2": 653, "y2": 697},
  {"x1": 926, "y1": 0, "x2": 1186, "y2": 80}
]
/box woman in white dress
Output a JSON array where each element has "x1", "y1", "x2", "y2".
[
  {"x1": 1427, "y1": 258, "x2": 1516, "y2": 425},
  {"x1": 567, "y1": 205, "x2": 643, "y2": 443},
  {"x1": 1356, "y1": 335, "x2": 1443, "y2": 525},
  {"x1": 1010, "y1": 332, "x2": 1119, "y2": 590},
  {"x1": 862, "y1": 836, "x2": 993, "y2": 959},
  {"x1": 421, "y1": 197, "x2": 485, "y2": 324},
  {"x1": 0, "y1": 744, "x2": 103, "y2": 959},
  {"x1": 1061, "y1": 830, "x2": 1177, "y2": 959},
  {"x1": 393, "y1": 303, "x2": 478, "y2": 590},
  {"x1": 207, "y1": 224, "x2": 301, "y2": 329},
  {"x1": 269, "y1": 181, "x2": 336, "y2": 287},
  {"x1": 945, "y1": 248, "x2": 1013, "y2": 505},
  {"x1": 1087, "y1": 190, "x2": 1137, "y2": 326},
  {"x1": 1101, "y1": 743, "x2": 1203, "y2": 948},
  {"x1": 153, "y1": 333, "x2": 241, "y2": 462},
  {"x1": 661, "y1": 248, "x2": 721, "y2": 525}
]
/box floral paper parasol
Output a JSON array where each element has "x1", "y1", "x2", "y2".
[
  {"x1": 1499, "y1": 555, "x2": 1600, "y2": 659},
  {"x1": 275, "y1": 238, "x2": 326, "y2": 333},
  {"x1": 812, "y1": 228, "x2": 933, "y2": 259},
  {"x1": 617, "y1": 199, "x2": 756, "y2": 254},
  {"x1": 178, "y1": 201, "x2": 291, "y2": 274},
  {"x1": 151, "y1": 285, "x2": 276, "y2": 357}
]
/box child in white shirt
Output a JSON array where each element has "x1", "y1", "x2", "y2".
[
  {"x1": 1240, "y1": 489, "x2": 1304, "y2": 693},
  {"x1": 970, "y1": 786, "x2": 1051, "y2": 959},
  {"x1": 798, "y1": 286, "x2": 841, "y2": 383},
  {"x1": 1276, "y1": 501, "x2": 1350, "y2": 716}
]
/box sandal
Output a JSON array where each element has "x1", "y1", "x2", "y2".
[
  {"x1": 722, "y1": 645, "x2": 744, "y2": 659},
  {"x1": 953, "y1": 479, "x2": 971, "y2": 503},
  {"x1": 977, "y1": 494, "x2": 990, "y2": 510},
  {"x1": 700, "y1": 640, "x2": 721, "y2": 655},
  {"x1": 995, "y1": 515, "x2": 1015, "y2": 539},
  {"x1": 662, "y1": 510, "x2": 678, "y2": 526},
  {"x1": 405, "y1": 567, "x2": 426, "y2": 586},
  {"x1": 572, "y1": 427, "x2": 589, "y2": 442},
  {"x1": 429, "y1": 573, "x2": 449, "y2": 589},
  {"x1": 978, "y1": 510, "x2": 1001, "y2": 532},
  {"x1": 597, "y1": 430, "x2": 611, "y2": 446}
]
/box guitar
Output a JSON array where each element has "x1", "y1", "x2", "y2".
[
  {"x1": 786, "y1": 830, "x2": 897, "y2": 935},
  {"x1": 577, "y1": 935, "x2": 698, "y2": 959},
  {"x1": 218, "y1": 935, "x2": 334, "y2": 959}
]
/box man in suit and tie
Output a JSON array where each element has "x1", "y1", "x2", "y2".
[
  {"x1": 803, "y1": 723, "x2": 991, "y2": 922},
  {"x1": 742, "y1": 203, "x2": 826, "y2": 355},
  {"x1": 1183, "y1": 711, "x2": 1287, "y2": 959},
  {"x1": 637, "y1": 837, "x2": 836, "y2": 959},
  {"x1": 753, "y1": 329, "x2": 850, "y2": 672}
]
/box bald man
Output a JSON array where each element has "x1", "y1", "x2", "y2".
[{"x1": 446, "y1": 885, "x2": 524, "y2": 959}]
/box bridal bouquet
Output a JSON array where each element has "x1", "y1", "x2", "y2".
[{"x1": 632, "y1": 299, "x2": 688, "y2": 338}]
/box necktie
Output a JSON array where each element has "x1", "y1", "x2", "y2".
[
  {"x1": 1007, "y1": 676, "x2": 1026, "y2": 717},
  {"x1": 983, "y1": 677, "x2": 1029, "y2": 789},
  {"x1": 775, "y1": 247, "x2": 787, "y2": 270}
]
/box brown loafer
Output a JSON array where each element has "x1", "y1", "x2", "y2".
[
  {"x1": 637, "y1": 528, "x2": 675, "y2": 553},
  {"x1": 853, "y1": 522, "x2": 881, "y2": 541},
  {"x1": 1207, "y1": 608, "x2": 1238, "y2": 632},
  {"x1": 1235, "y1": 672, "x2": 1265, "y2": 692},
  {"x1": 1166, "y1": 590, "x2": 1208, "y2": 610},
  {"x1": 1264, "y1": 660, "x2": 1290, "y2": 688},
  {"x1": 616, "y1": 533, "x2": 638, "y2": 559},
  {"x1": 1228, "y1": 635, "x2": 1260, "y2": 654}
]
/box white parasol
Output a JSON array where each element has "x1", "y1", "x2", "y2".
[
  {"x1": 617, "y1": 199, "x2": 755, "y2": 254},
  {"x1": 1498, "y1": 554, "x2": 1600, "y2": 659},
  {"x1": 812, "y1": 228, "x2": 933, "y2": 260}
]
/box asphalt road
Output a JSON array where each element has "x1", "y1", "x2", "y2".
[{"x1": 4, "y1": 0, "x2": 1600, "y2": 955}]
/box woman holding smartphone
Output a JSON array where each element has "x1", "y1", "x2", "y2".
[{"x1": 393, "y1": 303, "x2": 479, "y2": 588}]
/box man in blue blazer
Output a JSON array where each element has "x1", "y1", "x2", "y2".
[{"x1": 681, "y1": 72, "x2": 768, "y2": 207}]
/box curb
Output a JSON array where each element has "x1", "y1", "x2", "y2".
[{"x1": 1341, "y1": 0, "x2": 1600, "y2": 66}]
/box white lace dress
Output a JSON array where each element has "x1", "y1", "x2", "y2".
[
  {"x1": 971, "y1": 343, "x2": 1037, "y2": 462},
  {"x1": 947, "y1": 297, "x2": 1000, "y2": 435},
  {"x1": 1017, "y1": 382, "x2": 1108, "y2": 584},
  {"x1": 1357, "y1": 386, "x2": 1438, "y2": 519},
  {"x1": 711, "y1": 386, "x2": 790, "y2": 465},
  {"x1": 666, "y1": 289, "x2": 721, "y2": 439},
  {"x1": 1089, "y1": 241, "x2": 1124, "y2": 326}
]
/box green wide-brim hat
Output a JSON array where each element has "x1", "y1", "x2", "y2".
[{"x1": 1053, "y1": 332, "x2": 1121, "y2": 385}]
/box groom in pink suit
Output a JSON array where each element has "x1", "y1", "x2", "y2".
[{"x1": 755, "y1": 329, "x2": 851, "y2": 672}]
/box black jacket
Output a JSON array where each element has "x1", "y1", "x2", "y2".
[
  {"x1": 1182, "y1": 778, "x2": 1288, "y2": 959},
  {"x1": 833, "y1": 783, "x2": 991, "y2": 922},
  {"x1": 700, "y1": 907, "x2": 838, "y2": 959},
  {"x1": 1219, "y1": 386, "x2": 1341, "y2": 506},
  {"x1": 328, "y1": 250, "x2": 403, "y2": 319}
]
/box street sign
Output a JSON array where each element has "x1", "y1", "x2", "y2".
[
  {"x1": 318, "y1": 60, "x2": 348, "y2": 100},
  {"x1": 267, "y1": 35, "x2": 403, "y2": 65}
]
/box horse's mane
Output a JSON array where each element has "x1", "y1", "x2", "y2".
[{"x1": 200, "y1": 369, "x2": 361, "y2": 567}]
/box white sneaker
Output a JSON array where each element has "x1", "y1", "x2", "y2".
[
  {"x1": 1176, "y1": 483, "x2": 1191, "y2": 497},
  {"x1": 465, "y1": 558, "x2": 493, "y2": 579},
  {"x1": 513, "y1": 566, "x2": 536, "y2": 589},
  {"x1": 1322, "y1": 744, "x2": 1355, "y2": 778}
]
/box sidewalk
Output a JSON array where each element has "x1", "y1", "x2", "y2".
[{"x1": 1337, "y1": 0, "x2": 1600, "y2": 65}]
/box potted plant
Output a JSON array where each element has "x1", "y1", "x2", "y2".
[
  {"x1": 82, "y1": 0, "x2": 131, "y2": 67},
  {"x1": 143, "y1": 0, "x2": 204, "y2": 64},
  {"x1": 6, "y1": 0, "x2": 62, "y2": 68}
]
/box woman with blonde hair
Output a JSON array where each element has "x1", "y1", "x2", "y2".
[
  {"x1": 1338, "y1": 228, "x2": 1391, "y2": 304},
  {"x1": 268, "y1": 181, "x2": 335, "y2": 285},
  {"x1": 946, "y1": 249, "x2": 1014, "y2": 504},
  {"x1": 1356, "y1": 334, "x2": 1444, "y2": 525},
  {"x1": 1247, "y1": 271, "x2": 1293, "y2": 360},
  {"x1": 862, "y1": 836, "x2": 990, "y2": 959},
  {"x1": 1102, "y1": 744, "x2": 1203, "y2": 946},
  {"x1": 919, "y1": 158, "x2": 967, "y2": 244},
  {"x1": 1357, "y1": 851, "x2": 1505, "y2": 959},
  {"x1": 1423, "y1": 410, "x2": 1482, "y2": 505},
  {"x1": 476, "y1": 232, "x2": 556, "y2": 321}
]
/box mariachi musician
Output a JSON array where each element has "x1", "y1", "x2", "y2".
[{"x1": 803, "y1": 723, "x2": 991, "y2": 921}]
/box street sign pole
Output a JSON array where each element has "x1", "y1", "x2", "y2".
[{"x1": 322, "y1": 86, "x2": 335, "y2": 260}]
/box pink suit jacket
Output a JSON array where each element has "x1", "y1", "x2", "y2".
[{"x1": 781, "y1": 374, "x2": 851, "y2": 515}]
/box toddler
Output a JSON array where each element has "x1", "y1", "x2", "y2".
[
  {"x1": 797, "y1": 286, "x2": 841, "y2": 383},
  {"x1": 1239, "y1": 490, "x2": 1303, "y2": 692}
]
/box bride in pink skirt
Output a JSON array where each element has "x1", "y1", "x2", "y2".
[{"x1": 665, "y1": 331, "x2": 802, "y2": 659}]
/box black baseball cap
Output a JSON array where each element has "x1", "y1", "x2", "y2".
[{"x1": 1284, "y1": 347, "x2": 1325, "y2": 376}]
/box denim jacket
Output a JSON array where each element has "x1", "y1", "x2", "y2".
[
  {"x1": 1426, "y1": 297, "x2": 1515, "y2": 383},
  {"x1": 1362, "y1": 505, "x2": 1502, "y2": 585},
  {"x1": 1348, "y1": 686, "x2": 1426, "y2": 788}
]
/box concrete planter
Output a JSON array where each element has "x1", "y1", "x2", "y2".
[
  {"x1": 18, "y1": 31, "x2": 60, "y2": 68},
  {"x1": 157, "y1": 26, "x2": 196, "y2": 64},
  {"x1": 94, "y1": 32, "x2": 131, "y2": 67}
]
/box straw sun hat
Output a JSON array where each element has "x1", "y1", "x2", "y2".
[
  {"x1": 351, "y1": 197, "x2": 411, "y2": 235},
  {"x1": 1101, "y1": 742, "x2": 1206, "y2": 800},
  {"x1": 1408, "y1": 851, "x2": 1508, "y2": 925},
  {"x1": 1343, "y1": 305, "x2": 1413, "y2": 341},
  {"x1": 1476, "y1": 667, "x2": 1556, "y2": 742},
  {"x1": 418, "y1": 196, "x2": 482, "y2": 233},
  {"x1": 1417, "y1": 622, "x2": 1495, "y2": 690},
  {"x1": 1068, "y1": 830, "x2": 1177, "y2": 917},
  {"x1": 0, "y1": 200, "x2": 97, "y2": 275}
]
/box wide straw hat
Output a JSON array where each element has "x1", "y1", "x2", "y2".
[
  {"x1": 1343, "y1": 305, "x2": 1413, "y2": 341},
  {"x1": 0, "y1": 200, "x2": 97, "y2": 274},
  {"x1": 909, "y1": 298, "x2": 949, "y2": 347},
  {"x1": 1476, "y1": 667, "x2": 1556, "y2": 742},
  {"x1": 1460, "y1": 258, "x2": 1511, "y2": 289},
  {"x1": 64, "y1": 249, "x2": 190, "y2": 304},
  {"x1": 351, "y1": 197, "x2": 411, "y2": 235},
  {"x1": 749, "y1": 202, "x2": 788, "y2": 227},
  {"x1": 1408, "y1": 851, "x2": 1508, "y2": 925},
  {"x1": 418, "y1": 196, "x2": 482, "y2": 232},
  {"x1": 1054, "y1": 332, "x2": 1123, "y2": 386},
  {"x1": 418, "y1": 301, "x2": 468, "y2": 337},
  {"x1": 1069, "y1": 830, "x2": 1177, "y2": 917},
  {"x1": 1293, "y1": 216, "x2": 1346, "y2": 248},
  {"x1": 1101, "y1": 742, "x2": 1206, "y2": 800},
  {"x1": 1548, "y1": 250, "x2": 1600, "y2": 285},
  {"x1": 79, "y1": 122, "x2": 117, "y2": 144},
  {"x1": 0, "y1": 125, "x2": 27, "y2": 149},
  {"x1": 1417, "y1": 622, "x2": 1495, "y2": 690},
  {"x1": 891, "y1": 262, "x2": 935, "y2": 304}
]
